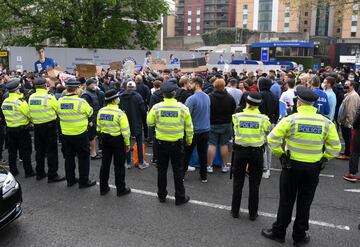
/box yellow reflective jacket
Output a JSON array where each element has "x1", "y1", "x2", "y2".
[
  {"x1": 147, "y1": 98, "x2": 193, "y2": 145},
  {"x1": 268, "y1": 105, "x2": 341, "y2": 163},
  {"x1": 2, "y1": 93, "x2": 30, "y2": 127},
  {"x1": 96, "y1": 104, "x2": 131, "y2": 146},
  {"x1": 29, "y1": 88, "x2": 58, "y2": 124},
  {"x1": 57, "y1": 94, "x2": 93, "y2": 135},
  {"x1": 232, "y1": 107, "x2": 271, "y2": 147}
]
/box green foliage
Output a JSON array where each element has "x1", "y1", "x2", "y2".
[
  {"x1": 0, "y1": 0, "x2": 169, "y2": 49},
  {"x1": 202, "y1": 28, "x2": 255, "y2": 46}
]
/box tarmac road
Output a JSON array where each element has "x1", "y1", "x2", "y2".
[{"x1": 0, "y1": 145, "x2": 359, "y2": 247}]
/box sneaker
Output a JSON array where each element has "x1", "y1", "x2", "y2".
[
  {"x1": 138, "y1": 161, "x2": 150, "y2": 170},
  {"x1": 207, "y1": 166, "x2": 213, "y2": 174},
  {"x1": 343, "y1": 173, "x2": 358, "y2": 182},
  {"x1": 262, "y1": 170, "x2": 270, "y2": 179},
  {"x1": 221, "y1": 166, "x2": 230, "y2": 173},
  {"x1": 336, "y1": 154, "x2": 349, "y2": 160},
  {"x1": 187, "y1": 166, "x2": 196, "y2": 172},
  {"x1": 201, "y1": 179, "x2": 208, "y2": 183},
  {"x1": 126, "y1": 162, "x2": 133, "y2": 169}
]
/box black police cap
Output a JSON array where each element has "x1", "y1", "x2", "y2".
[
  {"x1": 65, "y1": 78, "x2": 81, "y2": 88},
  {"x1": 34, "y1": 77, "x2": 47, "y2": 85},
  {"x1": 5, "y1": 78, "x2": 21, "y2": 91},
  {"x1": 160, "y1": 81, "x2": 177, "y2": 94},
  {"x1": 296, "y1": 85, "x2": 319, "y2": 103},
  {"x1": 104, "y1": 89, "x2": 119, "y2": 101},
  {"x1": 246, "y1": 92, "x2": 262, "y2": 106}
]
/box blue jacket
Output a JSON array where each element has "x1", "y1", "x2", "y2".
[{"x1": 313, "y1": 88, "x2": 330, "y2": 116}]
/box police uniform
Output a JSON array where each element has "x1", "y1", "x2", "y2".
[
  {"x1": 28, "y1": 77, "x2": 65, "y2": 182},
  {"x1": 1, "y1": 79, "x2": 34, "y2": 177},
  {"x1": 97, "y1": 90, "x2": 131, "y2": 196},
  {"x1": 147, "y1": 82, "x2": 194, "y2": 205},
  {"x1": 231, "y1": 92, "x2": 271, "y2": 220},
  {"x1": 57, "y1": 79, "x2": 96, "y2": 188},
  {"x1": 262, "y1": 86, "x2": 341, "y2": 245}
]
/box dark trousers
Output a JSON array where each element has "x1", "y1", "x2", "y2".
[
  {"x1": 341, "y1": 125, "x2": 352, "y2": 156},
  {"x1": 231, "y1": 145, "x2": 263, "y2": 217},
  {"x1": 7, "y1": 126, "x2": 33, "y2": 176},
  {"x1": 184, "y1": 132, "x2": 209, "y2": 180},
  {"x1": 0, "y1": 125, "x2": 5, "y2": 160},
  {"x1": 349, "y1": 152, "x2": 360, "y2": 174},
  {"x1": 157, "y1": 139, "x2": 186, "y2": 200},
  {"x1": 34, "y1": 121, "x2": 59, "y2": 178},
  {"x1": 272, "y1": 161, "x2": 320, "y2": 241},
  {"x1": 150, "y1": 127, "x2": 158, "y2": 162},
  {"x1": 142, "y1": 113, "x2": 148, "y2": 140},
  {"x1": 62, "y1": 132, "x2": 90, "y2": 185},
  {"x1": 100, "y1": 134, "x2": 126, "y2": 192}
]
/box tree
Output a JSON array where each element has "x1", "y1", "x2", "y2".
[{"x1": 0, "y1": 0, "x2": 169, "y2": 49}]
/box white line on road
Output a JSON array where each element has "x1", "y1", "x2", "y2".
[
  {"x1": 344, "y1": 189, "x2": 360, "y2": 193},
  {"x1": 97, "y1": 183, "x2": 350, "y2": 231}
]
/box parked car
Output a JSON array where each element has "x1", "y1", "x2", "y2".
[{"x1": 0, "y1": 166, "x2": 22, "y2": 230}]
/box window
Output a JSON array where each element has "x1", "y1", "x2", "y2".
[
  {"x1": 337, "y1": 28, "x2": 341, "y2": 33},
  {"x1": 188, "y1": 10, "x2": 192, "y2": 15},
  {"x1": 196, "y1": 25, "x2": 200, "y2": 31},
  {"x1": 243, "y1": 4, "x2": 248, "y2": 10},
  {"x1": 304, "y1": 20, "x2": 308, "y2": 25},
  {"x1": 187, "y1": 25, "x2": 191, "y2": 31},
  {"x1": 284, "y1": 23, "x2": 289, "y2": 27},
  {"x1": 243, "y1": 24, "x2": 247, "y2": 28},
  {"x1": 351, "y1": 32, "x2": 357, "y2": 37},
  {"x1": 188, "y1": 18, "x2": 191, "y2": 23},
  {"x1": 285, "y1": 12, "x2": 290, "y2": 18},
  {"x1": 304, "y1": 29, "x2": 308, "y2": 32},
  {"x1": 304, "y1": 12, "x2": 308, "y2": 16},
  {"x1": 196, "y1": 9, "x2": 200, "y2": 15},
  {"x1": 352, "y1": 21, "x2": 357, "y2": 26},
  {"x1": 284, "y1": 27, "x2": 289, "y2": 33},
  {"x1": 196, "y1": 17, "x2": 200, "y2": 22}
]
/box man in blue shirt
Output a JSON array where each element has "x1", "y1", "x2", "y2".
[
  {"x1": 184, "y1": 76, "x2": 211, "y2": 183},
  {"x1": 270, "y1": 75, "x2": 281, "y2": 98},
  {"x1": 311, "y1": 76, "x2": 330, "y2": 116},
  {"x1": 34, "y1": 46, "x2": 57, "y2": 73},
  {"x1": 323, "y1": 76, "x2": 337, "y2": 121}
]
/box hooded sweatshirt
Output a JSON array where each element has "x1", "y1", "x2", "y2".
[
  {"x1": 209, "y1": 90, "x2": 236, "y2": 124},
  {"x1": 258, "y1": 77, "x2": 280, "y2": 124},
  {"x1": 119, "y1": 89, "x2": 145, "y2": 136}
]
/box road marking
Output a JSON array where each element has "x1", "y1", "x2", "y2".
[
  {"x1": 97, "y1": 183, "x2": 350, "y2": 231},
  {"x1": 344, "y1": 189, "x2": 360, "y2": 193},
  {"x1": 225, "y1": 164, "x2": 335, "y2": 178}
]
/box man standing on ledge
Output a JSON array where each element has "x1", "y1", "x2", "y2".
[
  {"x1": 57, "y1": 79, "x2": 96, "y2": 188},
  {"x1": 261, "y1": 86, "x2": 341, "y2": 246},
  {"x1": 147, "y1": 81, "x2": 194, "y2": 205}
]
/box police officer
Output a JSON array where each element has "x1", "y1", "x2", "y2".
[
  {"x1": 1, "y1": 79, "x2": 34, "y2": 177},
  {"x1": 261, "y1": 86, "x2": 341, "y2": 246},
  {"x1": 97, "y1": 89, "x2": 131, "y2": 196},
  {"x1": 81, "y1": 78, "x2": 104, "y2": 159},
  {"x1": 147, "y1": 81, "x2": 194, "y2": 205},
  {"x1": 57, "y1": 78, "x2": 96, "y2": 188},
  {"x1": 231, "y1": 92, "x2": 270, "y2": 220},
  {"x1": 28, "y1": 77, "x2": 65, "y2": 182}
]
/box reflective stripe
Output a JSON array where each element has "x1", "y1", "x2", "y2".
[
  {"x1": 327, "y1": 140, "x2": 341, "y2": 146},
  {"x1": 30, "y1": 109, "x2": 54, "y2": 113},
  {"x1": 238, "y1": 133, "x2": 263, "y2": 138},
  {"x1": 237, "y1": 114, "x2": 265, "y2": 120},
  {"x1": 101, "y1": 128, "x2": 120, "y2": 133},
  {"x1": 58, "y1": 112, "x2": 81, "y2": 117},
  {"x1": 289, "y1": 137, "x2": 323, "y2": 145},
  {"x1": 121, "y1": 127, "x2": 130, "y2": 132},
  {"x1": 101, "y1": 123, "x2": 119, "y2": 128},
  {"x1": 268, "y1": 132, "x2": 282, "y2": 141},
  {"x1": 59, "y1": 97, "x2": 84, "y2": 102},
  {"x1": 287, "y1": 145, "x2": 323, "y2": 154},
  {"x1": 155, "y1": 105, "x2": 182, "y2": 110},
  {"x1": 6, "y1": 117, "x2": 27, "y2": 123},
  {"x1": 325, "y1": 149, "x2": 340, "y2": 156},
  {"x1": 185, "y1": 124, "x2": 192, "y2": 129},
  {"x1": 61, "y1": 117, "x2": 87, "y2": 123},
  {"x1": 292, "y1": 117, "x2": 325, "y2": 123},
  {"x1": 32, "y1": 115, "x2": 56, "y2": 122},
  {"x1": 157, "y1": 121, "x2": 184, "y2": 127},
  {"x1": 155, "y1": 127, "x2": 184, "y2": 135}
]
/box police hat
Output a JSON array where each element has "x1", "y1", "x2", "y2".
[
  {"x1": 104, "y1": 89, "x2": 119, "y2": 101},
  {"x1": 34, "y1": 77, "x2": 47, "y2": 86},
  {"x1": 160, "y1": 81, "x2": 177, "y2": 94},
  {"x1": 5, "y1": 78, "x2": 21, "y2": 91},
  {"x1": 296, "y1": 85, "x2": 319, "y2": 104},
  {"x1": 65, "y1": 78, "x2": 81, "y2": 88},
  {"x1": 86, "y1": 78, "x2": 97, "y2": 86},
  {"x1": 246, "y1": 92, "x2": 262, "y2": 106}
]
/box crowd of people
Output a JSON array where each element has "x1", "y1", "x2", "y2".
[{"x1": 0, "y1": 47, "x2": 358, "y2": 245}]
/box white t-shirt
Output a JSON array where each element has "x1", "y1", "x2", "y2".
[{"x1": 280, "y1": 88, "x2": 295, "y2": 106}]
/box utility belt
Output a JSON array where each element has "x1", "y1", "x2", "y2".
[
  {"x1": 100, "y1": 133, "x2": 123, "y2": 139},
  {"x1": 280, "y1": 150, "x2": 324, "y2": 169},
  {"x1": 156, "y1": 139, "x2": 183, "y2": 145},
  {"x1": 34, "y1": 120, "x2": 57, "y2": 128},
  {"x1": 233, "y1": 144, "x2": 265, "y2": 152},
  {"x1": 7, "y1": 124, "x2": 30, "y2": 132}
]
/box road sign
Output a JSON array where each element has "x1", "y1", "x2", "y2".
[{"x1": 261, "y1": 48, "x2": 269, "y2": 62}]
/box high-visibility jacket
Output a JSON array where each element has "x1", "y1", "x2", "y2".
[
  {"x1": 1, "y1": 93, "x2": 30, "y2": 127},
  {"x1": 268, "y1": 105, "x2": 341, "y2": 163},
  {"x1": 28, "y1": 88, "x2": 58, "y2": 124},
  {"x1": 57, "y1": 94, "x2": 93, "y2": 135},
  {"x1": 96, "y1": 104, "x2": 131, "y2": 146},
  {"x1": 147, "y1": 98, "x2": 193, "y2": 145},
  {"x1": 232, "y1": 107, "x2": 271, "y2": 147}
]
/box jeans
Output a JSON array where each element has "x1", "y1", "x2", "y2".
[
  {"x1": 126, "y1": 135, "x2": 143, "y2": 165},
  {"x1": 341, "y1": 125, "x2": 352, "y2": 156}
]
